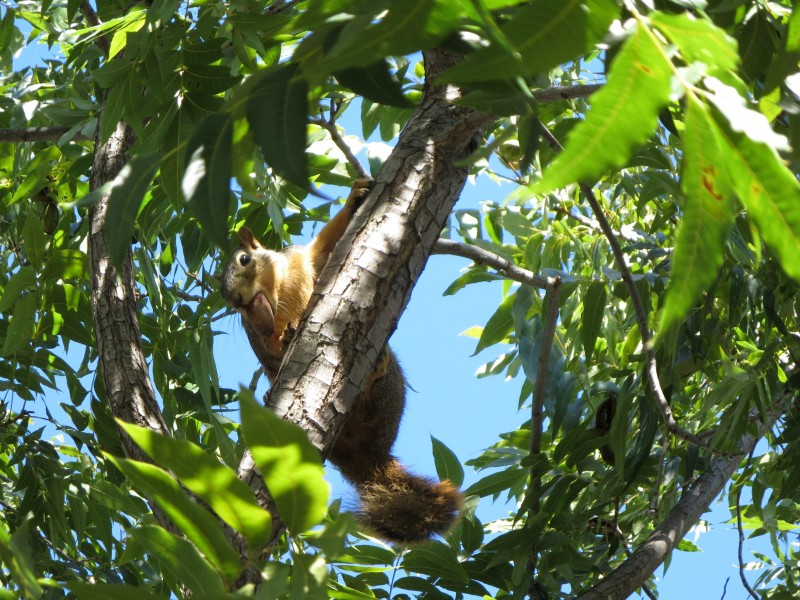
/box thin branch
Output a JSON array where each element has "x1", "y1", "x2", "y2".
[
  {"x1": 539, "y1": 124, "x2": 709, "y2": 449},
  {"x1": 527, "y1": 282, "x2": 560, "y2": 599},
  {"x1": 532, "y1": 83, "x2": 602, "y2": 103},
  {"x1": 736, "y1": 449, "x2": 759, "y2": 599},
  {"x1": 80, "y1": 0, "x2": 110, "y2": 58},
  {"x1": 649, "y1": 437, "x2": 670, "y2": 521},
  {"x1": 530, "y1": 284, "x2": 561, "y2": 462},
  {"x1": 249, "y1": 366, "x2": 264, "y2": 394},
  {"x1": 433, "y1": 238, "x2": 559, "y2": 289},
  {"x1": 311, "y1": 117, "x2": 371, "y2": 180},
  {"x1": 0, "y1": 126, "x2": 91, "y2": 143}
]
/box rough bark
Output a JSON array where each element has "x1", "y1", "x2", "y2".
[
  {"x1": 237, "y1": 49, "x2": 491, "y2": 480},
  {"x1": 87, "y1": 119, "x2": 175, "y2": 531}
]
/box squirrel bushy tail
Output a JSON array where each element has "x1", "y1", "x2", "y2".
[{"x1": 354, "y1": 458, "x2": 463, "y2": 544}]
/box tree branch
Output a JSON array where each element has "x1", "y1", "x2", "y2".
[
  {"x1": 237, "y1": 49, "x2": 491, "y2": 480},
  {"x1": 575, "y1": 397, "x2": 791, "y2": 600},
  {"x1": 527, "y1": 282, "x2": 560, "y2": 597},
  {"x1": 532, "y1": 83, "x2": 602, "y2": 103},
  {"x1": 433, "y1": 238, "x2": 559, "y2": 288},
  {"x1": 0, "y1": 126, "x2": 91, "y2": 143},
  {"x1": 87, "y1": 117, "x2": 175, "y2": 530},
  {"x1": 311, "y1": 117, "x2": 370, "y2": 180}
]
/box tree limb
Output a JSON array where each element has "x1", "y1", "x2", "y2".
[
  {"x1": 87, "y1": 117, "x2": 175, "y2": 530},
  {"x1": 527, "y1": 282, "x2": 560, "y2": 597},
  {"x1": 0, "y1": 127, "x2": 91, "y2": 143},
  {"x1": 433, "y1": 238, "x2": 559, "y2": 289},
  {"x1": 575, "y1": 398, "x2": 790, "y2": 600},
  {"x1": 237, "y1": 50, "x2": 491, "y2": 482}
]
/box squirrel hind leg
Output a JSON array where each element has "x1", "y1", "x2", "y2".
[{"x1": 356, "y1": 458, "x2": 463, "y2": 545}]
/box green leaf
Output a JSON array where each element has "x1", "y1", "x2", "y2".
[
  {"x1": 105, "y1": 152, "x2": 162, "y2": 268},
  {"x1": 306, "y1": 0, "x2": 460, "y2": 74},
  {"x1": 41, "y1": 249, "x2": 87, "y2": 285},
  {"x1": 118, "y1": 422, "x2": 273, "y2": 547},
  {"x1": 334, "y1": 60, "x2": 412, "y2": 108},
  {"x1": 107, "y1": 8, "x2": 146, "y2": 58},
  {"x1": 0, "y1": 266, "x2": 36, "y2": 313},
  {"x1": 187, "y1": 327, "x2": 238, "y2": 468},
  {"x1": 474, "y1": 292, "x2": 515, "y2": 354},
  {"x1": 441, "y1": 0, "x2": 618, "y2": 83},
  {"x1": 431, "y1": 436, "x2": 464, "y2": 487},
  {"x1": 182, "y1": 112, "x2": 233, "y2": 248},
  {"x1": 581, "y1": 281, "x2": 606, "y2": 363},
  {"x1": 652, "y1": 12, "x2": 738, "y2": 72},
  {"x1": 658, "y1": 98, "x2": 733, "y2": 334},
  {"x1": 0, "y1": 522, "x2": 42, "y2": 599},
  {"x1": 534, "y1": 25, "x2": 673, "y2": 192},
  {"x1": 246, "y1": 64, "x2": 308, "y2": 187},
  {"x1": 129, "y1": 526, "x2": 225, "y2": 594},
  {"x1": 106, "y1": 455, "x2": 241, "y2": 581},
  {"x1": 401, "y1": 542, "x2": 470, "y2": 584},
  {"x1": 0, "y1": 8, "x2": 15, "y2": 55},
  {"x1": 463, "y1": 467, "x2": 526, "y2": 498},
  {"x1": 2, "y1": 293, "x2": 37, "y2": 357},
  {"x1": 708, "y1": 92, "x2": 800, "y2": 282},
  {"x1": 100, "y1": 74, "x2": 132, "y2": 145},
  {"x1": 239, "y1": 390, "x2": 330, "y2": 533},
  {"x1": 22, "y1": 212, "x2": 46, "y2": 271}
]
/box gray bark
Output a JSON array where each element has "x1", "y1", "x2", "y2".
[
  {"x1": 256, "y1": 49, "x2": 491, "y2": 459},
  {"x1": 87, "y1": 119, "x2": 175, "y2": 531}
]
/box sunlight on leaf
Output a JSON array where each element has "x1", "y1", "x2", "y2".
[
  {"x1": 119, "y1": 422, "x2": 273, "y2": 548},
  {"x1": 534, "y1": 25, "x2": 672, "y2": 192},
  {"x1": 239, "y1": 390, "x2": 329, "y2": 534},
  {"x1": 658, "y1": 97, "x2": 734, "y2": 336}
]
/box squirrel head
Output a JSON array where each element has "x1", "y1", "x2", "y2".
[{"x1": 221, "y1": 227, "x2": 281, "y2": 337}]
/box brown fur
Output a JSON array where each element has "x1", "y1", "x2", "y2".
[{"x1": 221, "y1": 180, "x2": 463, "y2": 543}]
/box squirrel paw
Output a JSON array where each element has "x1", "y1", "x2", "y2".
[
  {"x1": 280, "y1": 324, "x2": 297, "y2": 352},
  {"x1": 347, "y1": 178, "x2": 374, "y2": 211}
]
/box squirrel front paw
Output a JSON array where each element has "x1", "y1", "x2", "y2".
[
  {"x1": 281, "y1": 324, "x2": 297, "y2": 352},
  {"x1": 347, "y1": 178, "x2": 374, "y2": 211}
]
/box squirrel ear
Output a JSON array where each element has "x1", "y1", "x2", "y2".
[{"x1": 237, "y1": 226, "x2": 261, "y2": 251}]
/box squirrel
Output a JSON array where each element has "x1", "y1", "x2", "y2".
[{"x1": 220, "y1": 179, "x2": 463, "y2": 544}]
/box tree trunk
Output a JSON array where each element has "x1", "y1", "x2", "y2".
[{"x1": 263, "y1": 50, "x2": 489, "y2": 458}]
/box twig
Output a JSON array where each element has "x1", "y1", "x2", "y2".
[
  {"x1": 539, "y1": 124, "x2": 709, "y2": 449},
  {"x1": 649, "y1": 436, "x2": 670, "y2": 520},
  {"x1": 80, "y1": 0, "x2": 110, "y2": 58},
  {"x1": 311, "y1": 117, "x2": 371, "y2": 180},
  {"x1": 0, "y1": 127, "x2": 91, "y2": 143},
  {"x1": 249, "y1": 366, "x2": 264, "y2": 394},
  {"x1": 736, "y1": 449, "x2": 759, "y2": 599},
  {"x1": 532, "y1": 84, "x2": 603, "y2": 103},
  {"x1": 433, "y1": 238, "x2": 559, "y2": 289},
  {"x1": 530, "y1": 284, "x2": 561, "y2": 463},
  {"x1": 527, "y1": 281, "x2": 561, "y2": 597}
]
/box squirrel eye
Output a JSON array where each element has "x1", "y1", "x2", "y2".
[{"x1": 238, "y1": 253, "x2": 251, "y2": 267}]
